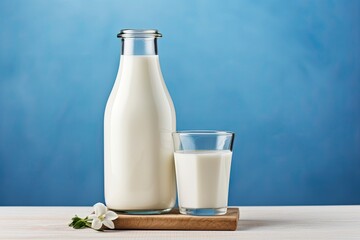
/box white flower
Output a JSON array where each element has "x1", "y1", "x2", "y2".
[{"x1": 88, "y1": 202, "x2": 118, "y2": 230}]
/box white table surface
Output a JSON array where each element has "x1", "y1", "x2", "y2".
[{"x1": 0, "y1": 206, "x2": 359, "y2": 239}]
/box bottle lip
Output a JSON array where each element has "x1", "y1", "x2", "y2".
[{"x1": 117, "y1": 29, "x2": 162, "y2": 38}]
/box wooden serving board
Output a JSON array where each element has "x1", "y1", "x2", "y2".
[{"x1": 106, "y1": 208, "x2": 239, "y2": 231}]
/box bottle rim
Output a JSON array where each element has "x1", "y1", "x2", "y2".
[{"x1": 117, "y1": 29, "x2": 162, "y2": 38}]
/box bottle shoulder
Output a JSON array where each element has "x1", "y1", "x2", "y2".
[{"x1": 105, "y1": 55, "x2": 175, "y2": 127}]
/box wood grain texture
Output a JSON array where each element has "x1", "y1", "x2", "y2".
[
  {"x1": 0, "y1": 206, "x2": 359, "y2": 240},
  {"x1": 107, "y1": 208, "x2": 239, "y2": 231}
]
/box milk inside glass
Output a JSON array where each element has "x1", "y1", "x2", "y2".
[
  {"x1": 104, "y1": 30, "x2": 176, "y2": 214},
  {"x1": 174, "y1": 150, "x2": 232, "y2": 209}
]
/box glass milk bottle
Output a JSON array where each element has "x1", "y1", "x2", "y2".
[{"x1": 104, "y1": 29, "x2": 176, "y2": 214}]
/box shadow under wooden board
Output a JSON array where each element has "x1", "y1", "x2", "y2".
[{"x1": 104, "y1": 208, "x2": 239, "y2": 231}]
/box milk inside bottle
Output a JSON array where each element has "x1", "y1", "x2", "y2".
[{"x1": 104, "y1": 30, "x2": 176, "y2": 214}]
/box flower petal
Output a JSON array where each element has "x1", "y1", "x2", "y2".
[
  {"x1": 94, "y1": 202, "x2": 107, "y2": 217},
  {"x1": 105, "y1": 211, "x2": 118, "y2": 221},
  {"x1": 91, "y1": 218, "x2": 102, "y2": 230},
  {"x1": 87, "y1": 214, "x2": 96, "y2": 220},
  {"x1": 103, "y1": 219, "x2": 115, "y2": 229}
]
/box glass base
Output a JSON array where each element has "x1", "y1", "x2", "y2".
[
  {"x1": 179, "y1": 207, "x2": 227, "y2": 216},
  {"x1": 116, "y1": 207, "x2": 172, "y2": 215}
]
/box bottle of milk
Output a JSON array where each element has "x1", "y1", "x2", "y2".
[{"x1": 104, "y1": 29, "x2": 176, "y2": 214}]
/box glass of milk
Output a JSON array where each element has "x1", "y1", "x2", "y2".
[{"x1": 172, "y1": 131, "x2": 235, "y2": 216}]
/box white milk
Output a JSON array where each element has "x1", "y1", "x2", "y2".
[
  {"x1": 174, "y1": 150, "x2": 232, "y2": 209},
  {"x1": 104, "y1": 55, "x2": 176, "y2": 211}
]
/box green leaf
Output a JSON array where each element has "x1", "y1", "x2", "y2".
[
  {"x1": 73, "y1": 220, "x2": 87, "y2": 229},
  {"x1": 69, "y1": 215, "x2": 91, "y2": 229}
]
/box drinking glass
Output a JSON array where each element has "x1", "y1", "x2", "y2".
[{"x1": 172, "y1": 130, "x2": 235, "y2": 216}]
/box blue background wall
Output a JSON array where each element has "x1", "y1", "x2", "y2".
[{"x1": 0, "y1": 0, "x2": 359, "y2": 206}]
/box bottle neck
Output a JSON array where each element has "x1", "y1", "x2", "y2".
[{"x1": 122, "y1": 38, "x2": 158, "y2": 55}]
